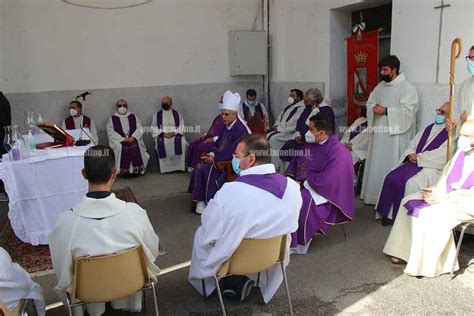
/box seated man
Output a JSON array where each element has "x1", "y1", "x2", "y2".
[
  {"x1": 48, "y1": 146, "x2": 160, "y2": 316},
  {"x1": 186, "y1": 97, "x2": 225, "y2": 170},
  {"x1": 189, "y1": 134, "x2": 302, "y2": 303},
  {"x1": 267, "y1": 89, "x2": 305, "y2": 171},
  {"x1": 61, "y1": 100, "x2": 99, "y2": 144},
  {"x1": 151, "y1": 96, "x2": 188, "y2": 173},
  {"x1": 0, "y1": 248, "x2": 45, "y2": 316},
  {"x1": 340, "y1": 106, "x2": 369, "y2": 165},
  {"x1": 188, "y1": 90, "x2": 250, "y2": 214},
  {"x1": 286, "y1": 115, "x2": 355, "y2": 254},
  {"x1": 106, "y1": 99, "x2": 149, "y2": 175},
  {"x1": 376, "y1": 103, "x2": 450, "y2": 225},
  {"x1": 383, "y1": 120, "x2": 474, "y2": 277},
  {"x1": 280, "y1": 88, "x2": 335, "y2": 162},
  {"x1": 239, "y1": 89, "x2": 268, "y2": 134}
]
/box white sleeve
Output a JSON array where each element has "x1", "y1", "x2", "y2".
[
  {"x1": 106, "y1": 118, "x2": 125, "y2": 145},
  {"x1": 151, "y1": 114, "x2": 162, "y2": 139},
  {"x1": 177, "y1": 112, "x2": 185, "y2": 135},
  {"x1": 89, "y1": 120, "x2": 99, "y2": 145},
  {"x1": 131, "y1": 115, "x2": 144, "y2": 140},
  {"x1": 387, "y1": 82, "x2": 419, "y2": 135}
]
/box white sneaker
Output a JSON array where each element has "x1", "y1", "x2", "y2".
[
  {"x1": 187, "y1": 167, "x2": 194, "y2": 172},
  {"x1": 195, "y1": 201, "x2": 206, "y2": 214},
  {"x1": 0, "y1": 193, "x2": 8, "y2": 202}
]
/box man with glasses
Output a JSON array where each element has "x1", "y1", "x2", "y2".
[
  {"x1": 375, "y1": 102, "x2": 451, "y2": 225},
  {"x1": 106, "y1": 99, "x2": 149, "y2": 175},
  {"x1": 188, "y1": 90, "x2": 250, "y2": 214}
]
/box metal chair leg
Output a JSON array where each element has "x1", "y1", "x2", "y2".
[
  {"x1": 280, "y1": 261, "x2": 294, "y2": 316},
  {"x1": 256, "y1": 272, "x2": 261, "y2": 288},
  {"x1": 202, "y1": 279, "x2": 207, "y2": 300},
  {"x1": 341, "y1": 225, "x2": 348, "y2": 242},
  {"x1": 450, "y1": 223, "x2": 470, "y2": 279},
  {"x1": 65, "y1": 295, "x2": 74, "y2": 316},
  {"x1": 213, "y1": 276, "x2": 226, "y2": 316},
  {"x1": 151, "y1": 282, "x2": 159, "y2": 316},
  {"x1": 142, "y1": 288, "x2": 147, "y2": 315}
]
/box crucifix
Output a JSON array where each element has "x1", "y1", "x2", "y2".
[{"x1": 434, "y1": 0, "x2": 451, "y2": 83}]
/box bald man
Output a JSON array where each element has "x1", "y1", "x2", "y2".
[
  {"x1": 383, "y1": 119, "x2": 474, "y2": 277},
  {"x1": 376, "y1": 103, "x2": 451, "y2": 225},
  {"x1": 151, "y1": 96, "x2": 187, "y2": 173}
]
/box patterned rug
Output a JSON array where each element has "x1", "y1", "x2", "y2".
[{"x1": 0, "y1": 187, "x2": 139, "y2": 274}]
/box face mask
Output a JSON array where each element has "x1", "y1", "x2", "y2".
[
  {"x1": 434, "y1": 114, "x2": 445, "y2": 125},
  {"x1": 381, "y1": 74, "x2": 392, "y2": 82},
  {"x1": 247, "y1": 100, "x2": 256, "y2": 106},
  {"x1": 288, "y1": 97, "x2": 295, "y2": 105},
  {"x1": 162, "y1": 103, "x2": 171, "y2": 111},
  {"x1": 232, "y1": 157, "x2": 242, "y2": 175},
  {"x1": 458, "y1": 136, "x2": 473, "y2": 152},
  {"x1": 69, "y1": 108, "x2": 78, "y2": 117},
  {"x1": 117, "y1": 106, "x2": 128, "y2": 115},
  {"x1": 467, "y1": 60, "x2": 474, "y2": 75},
  {"x1": 217, "y1": 102, "x2": 224, "y2": 111},
  {"x1": 305, "y1": 130, "x2": 316, "y2": 143}
]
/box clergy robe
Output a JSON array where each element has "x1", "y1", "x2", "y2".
[
  {"x1": 48, "y1": 192, "x2": 160, "y2": 316},
  {"x1": 285, "y1": 134, "x2": 355, "y2": 254},
  {"x1": 239, "y1": 101, "x2": 268, "y2": 135},
  {"x1": 186, "y1": 114, "x2": 225, "y2": 169},
  {"x1": 376, "y1": 123, "x2": 449, "y2": 220},
  {"x1": 106, "y1": 112, "x2": 149, "y2": 174},
  {"x1": 383, "y1": 149, "x2": 474, "y2": 277},
  {"x1": 62, "y1": 114, "x2": 99, "y2": 145},
  {"x1": 361, "y1": 73, "x2": 419, "y2": 204},
  {"x1": 339, "y1": 117, "x2": 369, "y2": 164},
  {"x1": 188, "y1": 164, "x2": 302, "y2": 303},
  {"x1": 188, "y1": 118, "x2": 250, "y2": 203},
  {"x1": 151, "y1": 109, "x2": 188, "y2": 173},
  {"x1": 0, "y1": 248, "x2": 45, "y2": 316},
  {"x1": 280, "y1": 103, "x2": 336, "y2": 162},
  {"x1": 454, "y1": 76, "x2": 474, "y2": 123},
  {"x1": 267, "y1": 100, "x2": 305, "y2": 170}
]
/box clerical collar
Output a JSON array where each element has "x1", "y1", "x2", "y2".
[
  {"x1": 226, "y1": 118, "x2": 237, "y2": 130},
  {"x1": 240, "y1": 163, "x2": 276, "y2": 176},
  {"x1": 86, "y1": 191, "x2": 112, "y2": 199},
  {"x1": 317, "y1": 136, "x2": 329, "y2": 145}
]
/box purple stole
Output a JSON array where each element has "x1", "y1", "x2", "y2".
[
  {"x1": 376, "y1": 124, "x2": 448, "y2": 219},
  {"x1": 405, "y1": 151, "x2": 474, "y2": 217},
  {"x1": 348, "y1": 120, "x2": 368, "y2": 141},
  {"x1": 156, "y1": 110, "x2": 183, "y2": 159},
  {"x1": 111, "y1": 114, "x2": 144, "y2": 171},
  {"x1": 65, "y1": 115, "x2": 91, "y2": 130},
  {"x1": 234, "y1": 173, "x2": 287, "y2": 199},
  {"x1": 242, "y1": 102, "x2": 264, "y2": 121}
]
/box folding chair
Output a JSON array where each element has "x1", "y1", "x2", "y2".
[
  {"x1": 65, "y1": 246, "x2": 159, "y2": 316},
  {"x1": 202, "y1": 235, "x2": 293, "y2": 316},
  {"x1": 450, "y1": 219, "x2": 474, "y2": 279},
  {"x1": 0, "y1": 300, "x2": 27, "y2": 316}
]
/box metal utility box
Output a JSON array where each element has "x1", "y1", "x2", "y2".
[{"x1": 229, "y1": 31, "x2": 267, "y2": 76}]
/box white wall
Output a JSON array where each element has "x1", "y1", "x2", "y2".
[
  {"x1": 391, "y1": 0, "x2": 474, "y2": 84},
  {"x1": 0, "y1": 0, "x2": 264, "y2": 94}
]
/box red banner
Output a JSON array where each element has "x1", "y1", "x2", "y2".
[{"x1": 346, "y1": 31, "x2": 379, "y2": 125}]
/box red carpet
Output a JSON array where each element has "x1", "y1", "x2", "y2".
[{"x1": 0, "y1": 187, "x2": 139, "y2": 274}]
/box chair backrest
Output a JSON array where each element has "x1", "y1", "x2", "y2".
[
  {"x1": 72, "y1": 246, "x2": 148, "y2": 303},
  {"x1": 216, "y1": 161, "x2": 238, "y2": 182},
  {"x1": 217, "y1": 235, "x2": 286, "y2": 277},
  {"x1": 0, "y1": 300, "x2": 22, "y2": 316}
]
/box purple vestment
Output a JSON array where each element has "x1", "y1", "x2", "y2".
[
  {"x1": 65, "y1": 115, "x2": 91, "y2": 130},
  {"x1": 405, "y1": 151, "x2": 474, "y2": 217},
  {"x1": 186, "y1": 114, "x2": 225, "y2": 168},
  {"x1": 188, "y1": 118, "x2": 250, "y2": 203},
  {"x1": 280, "y1": 105, "x2": 336, "y2": 161},
  {"x1": 376, "y1": 124, "x2": 448, "y2": 219},
  {"x1": 285, "y1": 134, "x2": 355, "y2": 248},
  {"x1": 111, "y1": 114, "x2": 145, "y2": 174},
  {"x1": 234, "y1": 173, "x2": 288, "y2": 199},
  {"x1": 156, "y1": 109, "x2": 183, "y2": 159},
  {"x1": 349, "y1": 120, "x2": 368, "y2": 141}
]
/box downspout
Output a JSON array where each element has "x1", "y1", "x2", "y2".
[{"x1": 262, "y1": 0, "x2": 271, "y2": 122}]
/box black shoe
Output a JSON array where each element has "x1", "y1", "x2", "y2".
[
  {"x1": 191, "y1": 201, "x2": 197, "y2": 213},
  {"x1": 381, "y1": 217, "x2": 394, "y2": 226}
]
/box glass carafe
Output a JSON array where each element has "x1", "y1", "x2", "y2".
[
  {"x1": 3, "y1": 125, "x2": 20, "y2": 153},
  {"x1": 25, "y1": 111, "x2": 36, "y2": 134}
]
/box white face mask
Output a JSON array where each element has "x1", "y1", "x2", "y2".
[
  {"x1": 288, "y1": 96, "x2": 295, "y2": 105},
  {"x1": 69, "y1": 108, "x2": 78, "y2": 117},
  {"x1": 117, "y1": 107, "x2": 128, "y2": 115},
  {"x1": 305, "y1": 130, "x2": 316, "y2": 143},
  {"x1": 458, "y1": 136, "x2": 473, "y2": 152}
]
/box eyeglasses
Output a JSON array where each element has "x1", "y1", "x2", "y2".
[
  {"x1": 436, "y1": 108, "x2": 448, "y2": 115},
  {"x1": 232, "y1": 153, "x2": 250, "y2": 160},
  {"x1": 465, "y1": 55, "x2": 474, "y2": 61},
  {"x1": 117, "y1": 104, "x2": 127, "y2": 108}
]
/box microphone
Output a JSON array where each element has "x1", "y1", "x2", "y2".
[
  {"x1": 76, "y1": 91, "x2": 91, "y2": 101},
  {"x1": 75, "y1": 126, "x2": 96, "y2": 146}
]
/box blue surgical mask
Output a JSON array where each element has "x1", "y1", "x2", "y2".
[
  {"x1": 467, "y1": 60, "x2": 474, "y2": 75},
  {"x1": 458, "y1": 136, "x2": 473, "y2": 152},
  {"x1": 305, "y1": 130, "x2": 316, "y2": 143},
  {"x1": 232, "y1": 157, "x2": 242, "y2": 175},
  {"x1": 217, "y1": 102, "x2": 224, "y2": 110},
  {"x1": 434, "y1": 114, "x2": 445, "y2": 125}
]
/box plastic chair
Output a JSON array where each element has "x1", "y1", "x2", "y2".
[
  {"x1": 202, "y1": 235, "x2": 293, "y2": 316},
  {"x1": 66, "y1": 246, "x2": 159, "y2": 316},
  {"x1": 450, "y1": 219, "x2": 474, "y2": 279},
  {"x1": 0, "y1": 300, "x2": 27, "y2": 316}
]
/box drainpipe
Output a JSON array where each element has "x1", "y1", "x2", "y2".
[{"x1": 262, "y1": 0, "x2": 271, "y2": 121}]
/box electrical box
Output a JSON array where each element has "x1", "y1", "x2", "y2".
[{"x1": 229, "y1": 31, "x2": 267, "y2": 76}]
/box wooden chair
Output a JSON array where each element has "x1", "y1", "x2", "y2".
[
  {"x1": 202, "y1": 235, "x2": 293, "y2": 316},
  {"x1": 216, "y1": 161, "x2": 238, "y2": 182},
  {"x1": 0, "y1": 300, "x2": 27, "y2": 316},
  {"x1": 66, "y1": 246, "x2": 159, "y2": 316}
]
